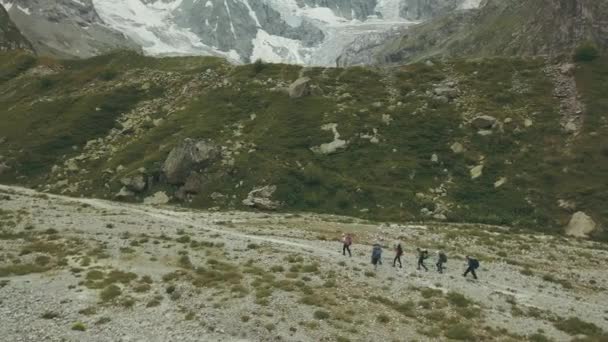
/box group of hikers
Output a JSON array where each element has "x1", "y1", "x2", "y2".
[{"x1": 341, "y1": 233, "x2": 480, "y2": 279}]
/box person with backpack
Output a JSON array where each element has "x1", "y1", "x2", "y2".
[
  {"x1": 393, "y1": 243, "x2": 404, "y2": 268},
  {"x1": 463, "y1": 256, "x2": 479, "y2": 279},
  {"x1": 371, "y1": 243, "x2": 383, "y2": 270},
  {"x1": 436, "y1": 251, "x2": 447, "y2": 273},
  {"x1": 416, "y1": 248, "x2": 429, "y2": 271},
  {"x1": 342, "y1": 233, "x2": 353, "y2": 257}
]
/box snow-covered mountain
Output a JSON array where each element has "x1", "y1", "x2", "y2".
[{"x1": 1, "y1": 0, "x2": 482, "y2": 65}]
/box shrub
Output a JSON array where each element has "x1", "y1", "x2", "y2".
[
  {"x1": 71, "y1": 322, "x2": 86, "y2": 331},
  {"x1": 376, "y1": 314, "x2": 391, "y2": 324},
  {"x1": 100, "y1": 284, "x2": 122, "y2": 302},
  {"x1": 573, "y1": 42, "x2": 600, "y2": 62},
  {"x1": 41, "y1": 311, "x2": 59, "y2": 319},
  {"x1": 444, "y1": 323, "x2": 475, "y2": 340},
  {"x1": 313, "y1": 310, "x2": 330, "y2": 320},
  {"x1": 447, "y1": 292, "x2": 472, "y2": 308},
  {"x1": 554, "y1": 317, "x2": 603, "y2": 336}
]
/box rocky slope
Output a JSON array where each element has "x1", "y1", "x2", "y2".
[
  {"x1": 0, "y1": 0, "x2": 140, "y2": 59},
  {"x1": 0, "y1": 4, "x2": 32, "y2": 52},
  {"x1": 1, "y1": 185, "x2": 607, "y2": 341},
  {"x1": 338, "y1": 0, "x2": 608, "y2": 66},
  {"x1": 0, "y1": 50, "x2": 606, "y2": 239}
]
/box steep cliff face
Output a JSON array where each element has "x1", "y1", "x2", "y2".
[
  {"x1": 339, "y1": 0, "x2": 608, "y2": 66},
  {"x1": 1, "y1": 0, "x2": 140, "y2": 58},
  {"x1": 0, "y1": 4, "x2": 32, "y2": 52}
]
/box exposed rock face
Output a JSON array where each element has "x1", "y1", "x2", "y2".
[
  {"x1": 242, "y1": 185, "x2": 281, "y2": 210},
  {"x1": 565, "y1": 211, "x2": 598, "y2": 238},
  {"x1": 162, "y1": 139, "x2": 219, "y2": 185},
  {"x1": 311, "y1": 124, "x2": 348, "y2": 155},
  {"x1": 2, "y1": 0, "x2": 140, "y2": 58},
  {"x1": 289, "y1": 77, "x2": 312, "y2": 99},
  {"x1": 339, "y1": 0, "x2": 608, "y2": 66},
  {"x1": 0, "y1": 4, "x2": 33, "y2": 52}
]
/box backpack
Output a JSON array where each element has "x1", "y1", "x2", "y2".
[
  {"x1": 344, "y1": 236, "x2": 352, "y2": 246},
  {"x1": 372, "y1": 246, "x2": 382, "y2": 258},
  {"x1": 439, "y1": 253, "x2": 447, "y2": 263},
  {"x1": 421, "y1": 250, "x2": 429, "y2": 259},
  {"x1": 471, "y1": 259, "x2": 480, "y2": 269}
]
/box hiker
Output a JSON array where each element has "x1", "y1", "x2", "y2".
[
  {"x1": 416, "y1": 248, "x2": 429, "y2": 271},
  {"x1": 463, "y1": 256, "x2": 480, "y2": 279},
  {"x1": 371, "y1": 243, "x2": 383, "y2": 270},
  {"x1": 436, "y1": 251, "x2": 447, "y2": 273},
  {"x1": 393, "y1": 243, "x2": 403, "y2": 268},
  {"x1": 342, "y1": 233, "x2": 353, "y2": 257}
]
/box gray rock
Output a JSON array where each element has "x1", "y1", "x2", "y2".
[
  {"x1": 182, "y1": 172, "x2": 203, "y2": 194},
  {"x1": 470, "y1": 165, "x2": 484, "y2": 179},
  {"x1": 288, "y1": 77, "x2": 312, "y2": 98},
  {"x1": 115, "y1": 187, "x2": 134, "y2": 199},
  {"x1": 565, "y1": 212, "x2": 597, "y2": 238},
  {"x1": 162, "y1": 139, "x2": 219, "y2": 185},
  {"x1": 450, "y1": 142, "x2": 465, "y2": 154},
  {"x1": 144, "y1": 191, "x2": 170, "y2": 205},
  {"x1": 471, "y1": 115, "x2": 497, "y2": 130},
  {"x1": 242, "y1": 185, "x2": 281, "y2": 210},
  {"x1": 120, "y1": 175, "x2": 147, "y2": 192}
]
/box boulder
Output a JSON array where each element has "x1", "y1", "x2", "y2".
[
  {"x1": 288, "y1": 77, "x2": 311, "y2": 98},
  {"x1": 494, "y1": 177, "x2": 507, "y2": 188},
  {"x1": 162, "y1": 139, "x2": 219, "y2": 185},
  {"x1": 470, "y1": 165, "x2": 484, "y2": 179},
  {"x1": 115, "y1": 187, "x2": 134, "y2": 199},
  {"x1": 182, "y1": 172, "x2": 203, "y2": 194},
  {"x1": 120, "y1": 174, "x2": 147, "y2": 192},
  {"x1": 144, "y1": 191, "x2": 170, "y2": 205},
  {"x1": 433, "y1": 87, "x2": 459, "y2": 99},
  {"x1": 242, "y1": 185, "x2": 281, "y2": 210},
  {"x1": 450, "y1": 142, "x2": 465, "y2": 154},
  {"x1": 565, "y1": 212, "x2": 597, "y2": 238},
  {"x1": 471, "y1": 115, "x2": 497, "y2": 130}
]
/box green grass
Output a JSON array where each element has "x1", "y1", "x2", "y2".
[{"x1": 554, "y1": 317, "x2": 604, "y2": 336}]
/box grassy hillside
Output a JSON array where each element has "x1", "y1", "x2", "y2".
[{"x1": 0, "y1": 50, "x2": 606, "y2": 239}]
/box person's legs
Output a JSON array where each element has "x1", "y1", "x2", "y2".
[
  {"x1": 463, "y1": 267, "x2": 471, "y2": 277},
  {"x1": 421, "y1": 261, "x2": 428, "y2": 271},
  {"x1": 471, "y1": 268, "x2": 478, "y2": 279},
  {"x1": 393, "y1": 256, "x2": 398, "y2": 267},
  {"x1": 397, "y1": 256, "x2": 402, "y2": 268},
  {"x1": 342, "y1": 244, "x2": 346, "y2": 256},
  {"x1": 347, "y1": 245, "x2": 351, "y2": 257}
]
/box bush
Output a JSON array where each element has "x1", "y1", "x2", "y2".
[
  {"x1": 100, "y1": 284, "x2": 122, "y2": 302},
  {"x1": 574, "y1": 42, "x2": 600, "y2": 62},
  {"x1": 71, "y1": 322, "x2": 87, "y2": 331},
  {"x1": 554, "y1": 317, "x2": 603, "y2": 336},
  {"x1": 313, "y1": 310, "x2": 330, "y2": 320},
  {"x1": 376, "y1": 314, "x2": 391, "y2": 324},
  {"x1": 444, "y1": 323, "x2": 475, "y2": 340}
]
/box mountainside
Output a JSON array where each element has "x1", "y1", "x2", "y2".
[
  {"x1": 0, "y1": 0, "x2": 141, "y2": 59},
  {"x1": 0, "y1": 51, "x2": 606, "y2": 239},
  {"x1": 0, "y1": 3, "x2": 32, "y2": 52},
  {"x1": 1, "y1": 0, "x2": 480, "y2": 64},
  {"x1": 339, "y1": 0, "x2": 608, "y2": 66}
]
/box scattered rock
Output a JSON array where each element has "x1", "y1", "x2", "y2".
[
  {"x1": 450, "y1": 142, "x2": 465, "y2": 154},
  {"x1": 557, "y1": 199, "x2": 576, "y2": 211},
  {"x1": 433, "y1": 213, "x2": 447, "y2": 221},
  {"x1": 524, "y1": 119, "x2": 533, "y2": 128},
  {"x1": 477, "y1": 130, "x2": 493, "y2": 136},
  {"x1": 311, "y1": 123, "x2": 348, "y2": 154},
  {"x1": 162, "y1": 139, "x2": 219, "y2": 185},
  {"x1": 470, "y1": 165, "x2": 484, "y2": 179},
  {"x1": 65, "y1": 160, "x2": 79, "y2": 173},
  {"x1": 381, "y1": 114, "x2": 393, "y2": 125},
  {"x1": 144, "y1": 191, "x2": 170, "y2": 205},
  {"x1": 471, "y1": 115, "x2": 497, "y2": 130},
  {"x1": 494, "y1": 177, "x2": 507, "y2": 188},
  {"x1": 559, "y1": 63, "x2": 576, "y2": 76},
  {"x1": 565, "y1": 212, "x2": 597, "y2": 238},
  {"x1": 288, "y1": 77, "x2": 311, "y2": 98},
  {"x1": 242, "y1": 185, "x2": 281, "y2": 210},
  {"x1": 431, "y1": 154, "x2": 439, "y2": 163},
  {"x1": 564, "y1": 121, "x2": 578, "y2": 133}
]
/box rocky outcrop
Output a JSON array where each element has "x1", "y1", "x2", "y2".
[
  {"x1": 2, "y1": 0, "x2": 140, "y2": 58},
  {"x1": 162, "y1": 139, "x2": 220, "y2": 185},
  {"x1": 565, "y1": 211, "x2": 598, "y2": 238},
  {"x1": 0, "y1": 4, "x2": 33, "y2": 52},
  {"x1": 242, "y1": 185, "x2": 281, "y2": 210},
  {"x1": 289, "y1": 77, "x2": 312, "y2": 99},
  {"x1": 471, "y1": 115, "x2": 497, "y2": 130}
]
